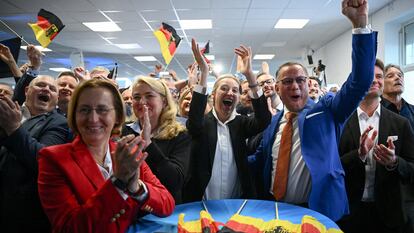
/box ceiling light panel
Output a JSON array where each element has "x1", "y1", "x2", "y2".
[
  {"x1": 179, "y1": 19, "x2": 212, "y2": 29},
  {"x1": 134, "y1": 56, "x2": 157, "y2": 61},
  {"x1": 253, "y1": 54, "x2": 275, "y2": 60},
  {"x1": 274, "y1": 19, "x2": 309, "y2": 29},
  {"x1": 83, "y1": 22, "x2": 122, "y2": 32},
  {"x1": 114, "y1": 43, "x2": 141, "y2": 49}
]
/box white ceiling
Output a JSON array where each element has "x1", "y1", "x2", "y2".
[{"x1": 0, "y1": 0, "x2": 393, "y2": 80}]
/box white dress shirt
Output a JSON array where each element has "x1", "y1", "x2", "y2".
[
  {"x1": 96, "y1": 144, "x2": 128, "y2": 200},
  {"x1": 204, "y1": 108, "x2": 241, "y2": 200},
  {"x1": 357, "y1": 104, "x2": 381, "y2": 202},
  {"x1": 270, "y1": 107, "x2": 311, "y2": 204}
]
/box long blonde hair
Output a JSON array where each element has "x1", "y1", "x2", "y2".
[{"x1": 132, "y1": 76, "x2": 186, "y2": 140}]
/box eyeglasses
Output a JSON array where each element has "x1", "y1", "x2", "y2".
[
  {"x1": 169, "y1": 88, "x2": 179, "y2": 95},
  {"x1": 258, "y1": 79, "x2": 275, "y2": 87},
  {"x1": 278, "y1": 76, "x2": 307, "y2": 86},
  {"x1": 77, "y1": 106, "x2": 114, "y2": 116}
]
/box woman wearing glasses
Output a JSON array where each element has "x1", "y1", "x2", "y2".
[
  {"x1": 122, "y1": 76, "x2": 191, "y2": 204},
  {"x1": 37, "y1": 79, "x2": 174, "y2": 233}
]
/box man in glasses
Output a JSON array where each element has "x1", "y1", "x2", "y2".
[
  {"x1": 249, "y1": 0, "x2": 376, "y2": 222},
  {"x1": 257, "y1": 73, "x2": 282, "y2": 115},
  {"x1": 0, "y1": 75, "x2": 69, "y2": 232}
]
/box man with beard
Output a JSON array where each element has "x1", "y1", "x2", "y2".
[
  {"x1": 56, "y1": 71, "x2": 78, "y2": 116},
  {"x1": 338, "y1": 59, "x2": 414, "y2": 233},
  {"x1": 0, "y1": 75, "x2": 69, "y2": 233},
  {"x1": 257, "y1": 73, "x2": 283, "y2": 115},
  {"x1": 249, "y1": 0, "x2": 377, "y2": 221},
  {"x1": 183, "y1": 39, "x2": 271, "y2": 202},
  {"x1": 381, "y1": 64, "x2": 414, "y2": 231},
  {"x1": 120, "y1": 87, "x2": 136, "y2": 123}
]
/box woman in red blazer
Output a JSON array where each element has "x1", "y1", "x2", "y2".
[{"x1": 38, "y1": 79, "x2": 174, "y2": 233}]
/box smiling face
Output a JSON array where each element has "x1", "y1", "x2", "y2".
[
  {"x1": 383, "y1": 66, "x2": 404, "y2": 96},
  {"x1": 212, "y1": 77, "x2": 240, "y2": 122},
  {"x1": 25, "y1": 76, "x2": 59, "y2": 116},
  {"x1": 366, "y1": 65, "x2": 384, "y2": 98},
  {"x1": 58, "y1": 75, "x2": 78, "y2": 104},
  {"x1": 240, "y1": 81, "x2": 252, "y2": 109},
  {"x1": 75, "y1": 87, "x2": 117, "y2": 146},
  {"x1": 179, "y1": 91, "x2": 192, "y2": 117},
  {"x1": 308, "y1": 78, "x2": 320, "y2": 100},
  {"x1": 276, "y1": 64, "x2": 308, "y2": 113},
  {"x1": 132, "y1": 82, "x2": 166, "y2": 130},
  {"x1": 257, "y1": 74, "x2": 276, "y2": 98}
]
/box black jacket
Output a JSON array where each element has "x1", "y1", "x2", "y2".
[
  {"x1": 122, "y1": 125, "x2": 191, "y2": 204},
  {"x1": 339, "y1": 106, "x2": 414, "y2": 229},
  {"x1": 183, "y1": 92, "x2": 271, "y2": 202},
  {"x1": 0, "y1": 110, "x2": 69, "y2": 233}
]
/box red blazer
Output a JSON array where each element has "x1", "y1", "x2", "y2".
[{"x1": 38, "y1": 136, "x2": 175, "y2": 233}]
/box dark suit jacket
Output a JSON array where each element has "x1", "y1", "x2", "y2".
[
  {"x1": 183, "y1": 92, "x2": 271, "y2": 202},
  {"x1": 0, "y1": 110, "x2": 69, "y2": 233},
  {"x1": 122, "y1": 125, "x2": 191, "y2": 204},
  {"x1": 339, "y1": 106, "x2": 414, "y2": 228}
]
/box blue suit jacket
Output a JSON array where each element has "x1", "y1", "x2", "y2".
[{"x1": 250, "y1": 32, "x2": 377, "y2": 221}]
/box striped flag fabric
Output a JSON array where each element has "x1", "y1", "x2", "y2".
[
  {"x1": 153, "y1": 22, "x2": 181, "y2": 65},
  {"x1": 28, "y1": 9, "x2": 65, "y2": 48}
]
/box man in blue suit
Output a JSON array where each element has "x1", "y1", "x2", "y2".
[{"x1": 249, "y1": 0, "x2": 377, "y2": 221}]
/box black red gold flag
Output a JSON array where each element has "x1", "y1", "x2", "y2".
[
  {"x1": 201, "y1": 41, "x2": 210, "y2": 63},
  {"x1": 28, "y1": 9, "x2": 65, "y2": 48},
  {"x1": 153, "y1": 22, "x2": 181, "y2": 65}
]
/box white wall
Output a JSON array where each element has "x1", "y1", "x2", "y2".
[{"x1": 311, "y1": 0, "x2": 414, "y2": 87}]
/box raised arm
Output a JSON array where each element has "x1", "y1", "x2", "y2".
[
  {"x1": 186, "y1": 38, "x2": 210, "y2": 136},
  {"x1": 329, "y1": 0, "x2": 376, "y2": 123},
  {"x1": 0, "y1": 43, "x2": 22, "y2": 78}
]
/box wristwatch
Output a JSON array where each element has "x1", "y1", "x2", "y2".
[
  {"x1": 128, "y1": 180, "x2": 149, "y2": 202},
  {"x1": 110, "y1": 176, "x2": 128, "y2": 192}
]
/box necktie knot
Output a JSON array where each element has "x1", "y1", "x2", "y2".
[{"x1": 285, "y1": 112, "x2": 297, "y2": 121}]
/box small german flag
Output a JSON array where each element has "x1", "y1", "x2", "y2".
[
  {"x1": 201, "y1": 41, "x2": 211, "y2": 63},
  {"x1": 178, "y1": 211, "x2": 223, "y2": 233},
  {"x1": 28, "y1": 9, "x2": 65, "y2": 48},
  {"x1": 153, "y1": 22, "x2": 181, "y2": 65}
]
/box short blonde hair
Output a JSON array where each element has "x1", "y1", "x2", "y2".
[
  {"x1": 212, "y1": 74, "x2": 240, "y2": 94},
  {"x1": 67, "y1": 79, "x2": 125, "y2": 136},
  {"x1": 132, "y1": 76, "x2": 186, "y2": 140}
]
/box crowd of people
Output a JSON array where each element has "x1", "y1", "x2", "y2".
[{"x1": 0, "y1": 1, "x2": 413, "y2": 233}]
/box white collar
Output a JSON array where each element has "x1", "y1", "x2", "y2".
[{"x1": 212, "y1": 107, "x2": 238, "y2": 125}]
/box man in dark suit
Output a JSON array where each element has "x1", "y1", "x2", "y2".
[
  {"x1": 381, "y1": 64, "x2": 414, "y2": 231},
  {"x1": 338, "y1": 59, "x2": 414, "y2": 233},
  {"x1": 0, "y1": 75, "x2": 69, "y2": 233}
]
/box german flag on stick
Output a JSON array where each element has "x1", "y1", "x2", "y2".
[
  {"x1": 28, "y1": 9, "x2": 65, "y2": 48},
  {"x1": 153, "y1": 22, "x2": 181, "y2": 65}
]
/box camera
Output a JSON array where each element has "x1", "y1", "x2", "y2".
[{"x1": 317, "y1": 60, "x2": 326, "y2": 72}]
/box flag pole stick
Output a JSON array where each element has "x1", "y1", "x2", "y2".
[
  {"x1": 201, "y1": 199, "x2": 209, "y2": 213},
  {"x1": 275, "y1": 202, "x2": 279, "y2": 220},
  {"x1": 0, "y1": 19, "x2": 30, "y2": 45},
  {"x1": 236, "y1": 199, "x2": 248, "y2": 215}
]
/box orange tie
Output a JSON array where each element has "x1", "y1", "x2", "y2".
[{"x1": 273, "y1": 112, "x2": 297, "y2": 200}]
